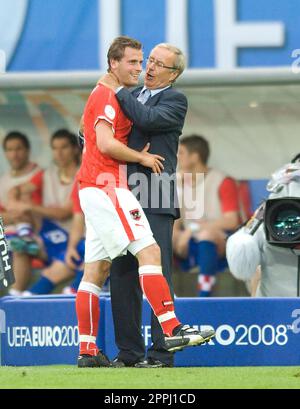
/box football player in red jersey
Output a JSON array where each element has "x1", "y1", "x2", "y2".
[{"x1": 76, "y1": 36, "x2": 214, "y2": 368}]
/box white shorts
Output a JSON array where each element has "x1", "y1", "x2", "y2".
[{"x1": 79, "y1": 187, "x2": 155, "y2": 262}]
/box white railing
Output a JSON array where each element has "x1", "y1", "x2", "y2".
[{"x1": 0, "y1": 66, "x2": 299, "y2": 90}]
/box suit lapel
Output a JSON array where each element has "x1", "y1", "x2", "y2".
[
  {"x1": 131, "y1": 87, "x2": 143, "y2": 98},
  {"x1": 132, "y1": 85, "x2": 173, "y2": 105},
  {"x1": 145, "y1": 93, "x2": 159, "y2": 106},
  {"x1": 145, "y1": 86, "x2": 172, "y2": 106}
]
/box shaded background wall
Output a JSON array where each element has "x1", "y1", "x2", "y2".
[{"x1": 0, "y1": 81, "x2": 299, "y2": 179}]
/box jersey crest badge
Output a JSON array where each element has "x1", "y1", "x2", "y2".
[
  {"x1": 130, "y1": 209, "x2": 141, "y2": 221},
  {"x1": 104, "y1": 105, "x2": 116, "y2": 120}
]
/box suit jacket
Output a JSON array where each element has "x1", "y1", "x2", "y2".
[{"x1": 116, "y1": 86, "x2": 188, "y2": 218}]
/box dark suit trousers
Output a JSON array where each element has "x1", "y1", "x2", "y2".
[{"x1": 110, "y1": 213, "x2": 175, "y2": 366}]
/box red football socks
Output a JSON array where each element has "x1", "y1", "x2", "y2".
[
  {"x1": 76, "y1": 281, "x2": 101, "y2": 356},
  {"x1": 139, "y1": 265, "x2": 181, "y2": 336}
]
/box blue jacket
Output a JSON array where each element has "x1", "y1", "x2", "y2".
[{"x1": 116, "y1": 85, "x2": 188, "y2": 218}]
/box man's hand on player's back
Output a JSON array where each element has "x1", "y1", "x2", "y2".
[
  {"x1": 139, "y1": 143, "x2": 164, "y2": 174},
  {"x1": 98, "y1": 73, "x2": 120, "y2": 92}
]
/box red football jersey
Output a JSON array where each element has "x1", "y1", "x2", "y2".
[
  {"x1": 219, "y1": 177, "x2": 240, "y2": 213},
  {"x1": 77, "y1": 84, "x2": 132, "y2": 190}
]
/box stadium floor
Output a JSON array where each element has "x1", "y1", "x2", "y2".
[{"x1": 0, "y1": 366, "x2": 300, "y2": 389}]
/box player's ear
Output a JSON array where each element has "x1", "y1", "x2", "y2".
[{"x1": 109, "y1": 58, "x2": 119, "y2": 71}]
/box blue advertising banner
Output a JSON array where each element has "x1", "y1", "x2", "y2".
[
  {"x1": 0, "y1": 0, "x2": 299, "y2": 72},
  {"x1": 104, "y1": 297, "x2": 300, "y2": 367},
  {"x1": 1, "y1": 296, "x2": 300, "y2": 366},
  {"x1": 0, "y1": 295, "x2": 105, "y2": 366}
]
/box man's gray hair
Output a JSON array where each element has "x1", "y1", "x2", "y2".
[{"x1": 156, "y1": 43, "x2": 186, "y2": 77}]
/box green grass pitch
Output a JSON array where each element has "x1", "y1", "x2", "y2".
[{"x1": 0, "y1": 366, "x2": 300, "y2": 389}]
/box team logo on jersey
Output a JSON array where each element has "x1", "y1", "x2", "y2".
[
  {"x1": 105, "y1": 105, "x2": 116, "y2": 120},
  {"x1": 130, "y1": 209, "x2": 141, "y2": 221}
]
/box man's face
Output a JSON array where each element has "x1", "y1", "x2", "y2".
[
  {"x1": 144, "y1": 46, "x2": 179, "y2": 90},
  {"x1": 177, "y1": 144, "x2": 198, "y2": 172},
  {"x1": 111, "y1": 47, "x2": 143, "y2": 87},
  {"x1": 51, "y1": 138, "x2": 78, "y2": 168},
  {"x1": 4, "y1": 139, "x2": 30, "y2": 171}
]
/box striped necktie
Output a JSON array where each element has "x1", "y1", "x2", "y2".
[{"x1": 137, "y1": 88, "x2": 151, "y2": 104}]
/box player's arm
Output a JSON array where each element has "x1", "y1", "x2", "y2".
[
  {"x1": 215, "y1": 178, "x2": 240, "y2": 230},
  {"x1": 66, "y1": 212, "x2": 85, "y2": 269},
  {"x1": 172, "y1": 218, "x2": 192, "y2": 257},
  {"x1": 29, "y1": 198, "x2": 73, "y2": 221},
  {"x1": 198, "y1": 178, "x2": 240, "y2": 231},
  {"x1": 199, "y1": 211, "x2": 240, "y2": 232},
  {"x1": 8, "y1": 169, "x2": 43, "y2": 206},
  {"x1": 68, "y1": 213, "x2": 85, "y2": 248},
  {"x1": 96, "y1": 121, "x2": 165, "y2": 174},
  {"x1": 8, "y1": 179, "x2": 72, "y2": 220},
  {"x1": 0, "y1": 208, "x2": 24, "y2": 225},
  {"x1": 98, "y1": 74, "x2": 187, "y2": 132},
  {"x1": 5, "y1": 181, "x2": 40, "y2": 219},
  {"x1": 7, "y1": 181, "x2": 37, "y2": 202}
]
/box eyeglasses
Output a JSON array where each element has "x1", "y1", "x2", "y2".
[{"x1": 146, "y1": 56, "x2": 178, "y2": 70}]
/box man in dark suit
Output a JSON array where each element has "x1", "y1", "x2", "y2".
[{"x1": 101, "y1": 43, "x2": 188, "y2": 368}]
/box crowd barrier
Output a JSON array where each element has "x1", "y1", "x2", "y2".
[{"x1": 0, "y1": 295, "x2": 299, "y2": 367}]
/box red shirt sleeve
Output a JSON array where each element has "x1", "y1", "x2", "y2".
[
  {"x1": 71, "y1": 180, "x2": 82, "y2": 214},
  {"x1": 219, "y1": 177, "x2": 240, "y2": 213},
  {"x1": 91, "y1": 85, "x2": 119, "y2": 132},
  {"x1": 29, "y1": 169, "x2": 44, "y2": 205}
]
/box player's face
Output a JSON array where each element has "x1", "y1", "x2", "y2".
[
  {"x1": 4, "y1": 139, "x2": 30, "y2": 171},
  {"x1": 112, "y1": 47, "x2": 143, "y2": 87},
  {"x1": 177, "y1": 144, "x2": 197, "y2": 172},
  {"x1": 144, "y1": 46, "x2": 179, "y2": 90},
  {"x1": 51, "y1": 138, "x2": 78, "y2": 168}
]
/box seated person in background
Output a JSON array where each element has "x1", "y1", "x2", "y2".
[
  {"x1": 173, "y1": 134, "x2": 240, "y2": 296},
  {"x1": 227, "y1": 154, "x2": 300, "y2": 297},
  {"x1": 0, "y1": 131, "x2": 42, "y2": 253},
  {"x1": 63, "y1": 182, "x2": 110, "y2": 295},
  {"x1": 7, "y1": 129, "x2": 80, "y2": 295},
  {"x1": 63, "y1": 181, "x2": 85, "y2": 294},
  {"x1": 32, "y1": 180, "x2": 86, "y2": 296}
]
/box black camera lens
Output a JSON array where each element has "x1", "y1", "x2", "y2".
[
  {"x1": 265, "y1": 199, "x2": 300, "y2": 245},
  {"x1": 273, "y1": 208, "x2": 300, "y2": 240}
]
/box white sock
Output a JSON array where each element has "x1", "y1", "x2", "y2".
[{"x1": 16, "y1": 223, "x2": 33, "y2": 237}]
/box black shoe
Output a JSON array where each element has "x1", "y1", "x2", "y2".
[
  {"x1": 134, "y1": 358, "x2": 173, "y2": 368},
  {"x1": 111, "y1": 357, "x2": 127, "y2": 368},
  {"x1": 111, "y1": 357, "x2": 152, "y2": 368},
  {"x1": 77, "y1": 350, "x2": 111, "y2": 368},
  {"x1": 164, "y1": 325, "x2": 215, "y2": 353},
  {"x1": 111, "y1": 357, "x2": 141, "y2": 368}
]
